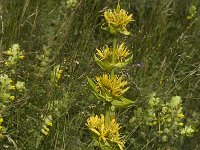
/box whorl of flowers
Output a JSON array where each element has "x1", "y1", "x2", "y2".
[
  {"x1": 86, "y1": 114, "x2": 124, "y2": 150},
  {"x1": 96, "y1": 74, "x2": 129, "y2": 97},
  {"x1": 103, "y1": 3, "x2": 133, "y2": 35}
]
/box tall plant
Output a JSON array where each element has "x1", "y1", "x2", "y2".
[{"x1": 86, "y1": 2, "x2": 134, "y2": 150}]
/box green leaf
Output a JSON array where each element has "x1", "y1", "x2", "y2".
[
  {"x1": 112, "y1": 97, "x2": 134, "y2": 108},
  {"x1": 98, "y1": 93, "x2": 113, "y2": 102},
  {"x1": 114, "y1": 55, "x2": 133, "y2": 68},
  {"x1": 94, "y1": 55, "x2": 114, "y2": 70},
  {"x1": 118, "y1": 27, "x2": 131, "y2": 35},
  {"x1": 120, "y1": 96, "x2": 135, "y2": 104},
  {"x1": 116, "y1": 1, "x2": 120, "y2": 13},
  {"x1": 87, "y1": 76, "x2": 97, "y2": 92}
]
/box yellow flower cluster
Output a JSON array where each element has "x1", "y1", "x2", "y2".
[
  {"x1": 4, "y1": 44, "x2": 24, "y2": 66},
  {"x1": 0, "y1": 117, "x2": 4, "y2": 138},
  {"x1": 41, "y1": 115, "x2": 53, "y2": 136},
  {"x1": 115, "y1": 43, "x2": 130, "y2": 61},
  {"x1": 103, "y1": 3, "x2": 133, "y2": 35},
  {"x1": 178, "y1": 113, "x2": 184, "y2": 119},
  {"x1": 51, "y1": 65, "x2": 63, "y2": 85},
  {"x1": 96, "y1": 74, "x2": 129, "y2": 97},
  {"x1": 86, "y1": 114, "x2": 124, "y2": 150},
  {"x1": 96, "y1": 43, "x2": 130, "y2": 62},
  {"x1": 0, "y1": 74, "x2": 16, "y2": 103},
  {"x1": 66, "y1": 0, "x2": 77, "y2": 8},
  {"x1": 56, "y1": 69, "x2": 63, "y2": 80},
  {"x1": 96, "y1": 45, "x2": 112, "y2": 60}
]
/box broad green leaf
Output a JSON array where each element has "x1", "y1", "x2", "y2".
[{"x1": 120, "y1": 96, "x2": 135, "y2": 104}]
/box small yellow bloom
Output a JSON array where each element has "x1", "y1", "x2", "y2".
[
  {"x1": 7, "y1": 50, "x2": 13, "y2": 55},
  {"x1": 19, "y1": 55, "x2": 24, "y2": 59},
  {"x1": 178, "y1": 113, "x2": 184, "y2": 119},
  {"x1": 46, "y1": 121, "x2": 52, "y2": 127},
  {"x1": 8, "y1": 85, "x2": 15, "y2": 90},
  {"x1": 157, "y1": 131, "x2": 163, "y2": 134},
  {"x1": 43, "y1": 125, "x2": 49, "y2": 132},
  {"x1": 96, "y1": 45, "x2": 112, "y2": 60},
  {"x1": 9, "y1": 96, "x2": 15, "y2": 101},
  {"x1": 115, "y1": 43, "x2": 130, "y2": 61},
  {"x1": 0, "y1": 118, "x2": 3, "y2": 123},
  {"x1": 56, "y1": 73, "x2": 61, "y2": 79},
  {"x1": 178, "y1": 123, "x2": 184, "y2": 126},
  {"x1": 41, "y1": 129, "x2": 48, "y2": 135},
  {"x1": 4, "y1": 62, "x2": 9, "y2": 66},
  {"x1": 86, "y1": 115, "x2": 99, "y2": 129}
]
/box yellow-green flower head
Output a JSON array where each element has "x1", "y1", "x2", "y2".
[
  {"x1": 86, "y1": 115, "x2": 99, "y2": 129},
  {"x1": 0, "y1": 118, "x2": 3, "y2": 123},
  {"x1": 96, "y1": 74, "x2": 129, "y2": 97},
  {"x1": 178, "y1": 122, "x2": 184, "y2": 126},
  {"x1": 86, "y1": 114, "x2": 124, "y2": 150},
  {"x1": 96, "y1": 45, "x2": 112, "y2": 60},
  {"x1": 3, "y1": 44, "x2": 24, "y2": 66},
  {"x1": 66, "y1": 0, "x2": 77, "y2": 8},
  {"x1": 115, "y1": 43, "x2": 130, "y2": 61},
  {"x1": 9, "y1": 96, "x2": 15, "y2": 101},
  {"x1": 19, "y1": 55, "x2": 25, "y2": 59},
  {"x1": 103, "y1": 3, "x2": 133, "y2": 35},
  {"x1": 41, "y1": 129, "x2": 48, "y2": 136},
  {"x1": 178, "y1": 113, "x2": 184, "y2": 119},
  {"x1": 8, "y1": 85, "x2": 15, "y2": 90},
  {"x1": 7, "y1": 49, "x2": 13, "y2": 55},
  {"x1": 44, "y1": 116, "x2": 53, "y2": 127},
  {"x1": 52, "y1": 65, "x2": 63, "y2": 83}
]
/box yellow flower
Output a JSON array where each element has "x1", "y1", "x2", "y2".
[
  {"x1": 19, "y1": 55, "x2": 24, "y2": 59},
  {"x1": 86, "y1": 114, "x2": 124, "y2": 150},
  {"x1": 0, "y1": 118, "x2": 3, "y2": 123},
  {"x1": 9, "y1": 96, "x2": 15, "y2": 101},
  {"x1": 43, "y1": 125, "x2": 49, "y2": 132},
  {"x1": 86, "y1": 115, "x2": 99, "y2": 129},
  {"x1": 103, "y1": 3, "x2": 133, "y2": 35},
  {"x1": 178, "y1": 113, "x2": 184, "y2": 119},
  {"x1": 96, "y1": 45, "x2": 112, "y2": 60},
  {"x1": 56, "y1": 70, "x2": 63, "y2": 80},
  {"x1": 44, "y1": 117, "x2": 53, "y2": 127},
  {"x1": 41, "y1": 129, "x2": 48, "y2": 135},
  {"x1": 178, "y1": 122, "x2": 184, "y2": 126},
  {"x1": 4, "y1": 62, "x2": 9, "y2": 66},
  {"x1": 96, "y1": 74, "x2": 129, "y2": 97},
  {"x1": 7, "y1": 49, "x2": 13, "y2": 55},
  {"x1": 157, "y1": 130, "x2": 163, "y2": 134},
  {"x1": 8, "y1": 85, "x2": 15, "y2": 90},
  {"x1": 115, "y1": 43, "x2": 130, "y2": 61}
]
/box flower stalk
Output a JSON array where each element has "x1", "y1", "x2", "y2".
[
  {"x1": 111, "y1": 36, "x2": 117, "y2": 79},
  {"x1": 86, "y1": 2, "x2": 134, "y2": 149}
]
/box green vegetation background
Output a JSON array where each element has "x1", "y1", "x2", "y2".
[{"x1": 0, "y1": 0, "x2": 199, "y2": 149}]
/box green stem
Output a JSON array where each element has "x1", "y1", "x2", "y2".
[
  {"x1": 105, "y1": 109, "x2": 111, "y2": 127},
  {"x1": 111, "y1": 36, "x2": 117, "y2": 79}
]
